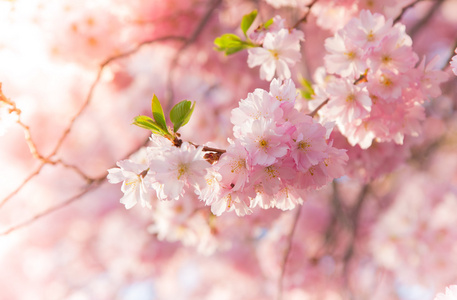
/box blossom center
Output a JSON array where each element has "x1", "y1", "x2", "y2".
[
  {"x1": 265, "y1": 166, "x2": 279, "y2": 179},
  {"x1": 269, "y1": 50, "x2": 280, "y2": 60},
  {"x1": 345, "y1": 51, "x2": 356, "y2": 60},
  {"x1": 231, "y1": 158, "x2": 246, "y2": 173},
  {"x1": 125, "y1": 177, "x2": 140, "y2": 187},
  {"x1": 382, "y1": 55, "x2": 392, "y2": 64},
  {"x1": 366, "y1": 30, "x2": 375, "y2": 42},
  {"x1": 259, "y1": 138, "x2": 269, "y2": 150},
  {"x1": 177, "y1": 163, "x2": 188, "y2": 180},
  {"x1": 346, "y1": 93, "x2": 356, "y2": 102},
  {"x1": 379, "y1": 74, "x2": 393, "y2": 87},
  {"x1": 298, "y1": 140, "x2": 311, "y2": 151}
]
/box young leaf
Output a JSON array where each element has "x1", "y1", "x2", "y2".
[
  {"x1": 240, "y1": 10, "x2": 257, "y2": 37},
  {"x1": 169, "y1": 100, "x2": 195, "y2": 133},
  {"x1": 214, "y1": 34, "x2": 244, "y2": 55},
  {"x1": 263, "y1": 18, "x2": 274, "y2": 29},
  {"x1": 151, "y1": 94, "x2": 169, "y2": 134},
  {"x1": 133, "y1": 115, "x2": 167, "y2": 136},
  {"x1": 298, "y1": 75, "x2": 315, "y2": 99}
]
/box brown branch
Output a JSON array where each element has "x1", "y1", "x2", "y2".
[
  {"x1": 393, "y1": 0, "x2": 424, "y2": 24},
  {"x1": 202, "y1": 146, "x2": 226, "y2": 153},
  {"x1": 277, "y1": 206, "x2": 302, "y2": 300},
  {"x1": 0, "y1": 136, "x2": 151, "y2": 235},
  {"x1": 308, "y1": 98, "x2": 329, "y2": 118},
  {"x1": 292, "y1": 0, "x2": 319, "y2": 29},
  {"x1": 342, "y1": 184, "x2": 370, "y2": 272},
  {"x1": 0, "y1": 36, "x2": 187, "y2": 210},
  {"x1": 50, "y1": 35, "x2": 187, "y2": 160},
  {"x1": 0, "y1": 163, "x2": 45, "y2": 209},
  {"x1": 0, "y1": 178, "x2": 106, "y2": 237},
  {"x1": 0, "y1": 1, "x2": 221, "y2": 235},
  {"x1": 408, "y1": 0, "x2": 444, "y2": 37},
  {"x1": 166, "y1": 0, "x2": 223, "y2": 105}
]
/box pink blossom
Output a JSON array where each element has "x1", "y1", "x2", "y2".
[
  {"x1": 107, "y1": 159, "x2": 151, "y2": 209},
  {"x1": 269, "y1": 78, "x2": 297, "y2": 104},
  {"x1": 367, "y1": 69, "x2": 407, "y2": 101},
  {"x1": 149, "y1": 142, "x2": 210, "y2": 201},
  {"x1": 239, "y1": 118, "x2": 290, "y2": 166},
  {"x1": 345, "y1": 10, "x2": 392, "y2": 48},
  {"x1": 324, "y1": 78, "x2": 372, "y2": 125},
  {"x1": 214, "y1": 139, "x2": 251, "y2": 191},
  {"x1": 210, "y1": 185, "x2": 253, "y2": 216},
  {"x1": 249, "y1": 15, "x2": 286, "y2": 45},
  {"x1": 231, "y1": 88, "x2": 282, "y2": 136},
  {"x1": 416, "y1": 55, "x2": 450, "y2": 98},
  {"x1": 368, "y1": 32, "x2": 418, "y2": 73},
  {"x1": 248, "y1": 28, "x2": 304, "y2": 81},
  {"x1": 289, "y1": 120, "x2": 329, "y2": 171},
  {"x1": 324, "y1": 31, "x2": 366, "y2": 78}
]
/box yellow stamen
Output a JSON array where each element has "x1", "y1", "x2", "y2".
[
  {"x1": 269, "y1": 50, "x2": 280, "y2": 60},
  {"x1": 298, "y1": 140, "x2": 311, "y2": 151},
  {"x1": 231, "y1": 159, "x2": 246, "y2": 173},
  {"x1": 177, "y1": 163, "x2": 188, "y2": 180}
]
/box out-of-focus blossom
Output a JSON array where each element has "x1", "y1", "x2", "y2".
[{"x1": 434, "y1": 285, "x2": 457, "y2": 300}]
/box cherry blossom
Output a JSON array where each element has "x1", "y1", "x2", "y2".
[
  {"x1": 1, "y1": 1, "x2": 457, "y2": 300},
  {"x1": 248, "y1": 27, "x2": 304, "y2": 81},
  {"x1": 149, "y1": 142, "x2": 210, "y2": 201},
  {"x1": 107, "y1": 160, "x2": 151, "y2": 209}
]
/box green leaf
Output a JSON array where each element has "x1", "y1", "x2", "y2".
[
  {"x1": 240, "y1": 10, "x2": 257, "y2": 37},
  {"x1": 214, "y1": 34, "x2": 242, "y2": 48},
  {"x1": 169, "y1": 100, "x2": 195, "y2": 133},
  {"x1": 298, "y1": 75, "x2": 315, "y2": 100},
  {"x1": 263, "y1": 18, "x2": 274, "y2": 29},
  {"x1": 225, "y1": 46, "x2": 245, "y2": 55},
  {"x1": 151, "y1": 94, "x2": 169, "y2": 134},
  {"x1": 133, "y1": 115, "x2": 168, "y2": 136}
]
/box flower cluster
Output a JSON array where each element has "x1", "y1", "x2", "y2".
[
  {"x1": 314, "y1": 10, "x2": 448, "y2": 149},
  {"x1": 247, "y1": 17, "x2": 304, "y2": 81},
  {"x1": 108, "y1": 79, "x2": 347, "y2": 217}
]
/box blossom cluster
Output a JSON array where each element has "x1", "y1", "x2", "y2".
[
  {"x1": 313, "y1": 10, "x2": 449, "y2": 149},
  {"x1": 108, "y1": 79, "x2": 348, "y2": 217}
]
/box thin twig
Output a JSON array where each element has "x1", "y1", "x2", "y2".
[
  {"x1": 342, "y1": 184, "x2": 370, "y2": 270},
  {"x1": 0, "y1": 135, "x2": 152, "y2": 236},
  {"x1": 277, "y1": 206, "x2": 302, "y2": 300},
  {"x1": 0, "y1": 178, "x2": 106, "y2": 236},
  {"x1": 308, "y1": 98, "x2": 329, "y2": 118},
  {"x1": 393, "y1": 0, "x2": 424, "y2": 24},
  {"x1": 408, "y1": 0, "x2": 444, "y2": 37},
  {"x1": 0, "y1": 36, "x2": 186, "y2": 210},
  {"x1": 0, "y1": 163, "x2": 45, "y2": 209},
  {"x1": 292, "y1": 0, "x2": 319, "y2": 29},
  {"x1": 166, "y1": 0, "x2": 223, "y2": 104}
]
